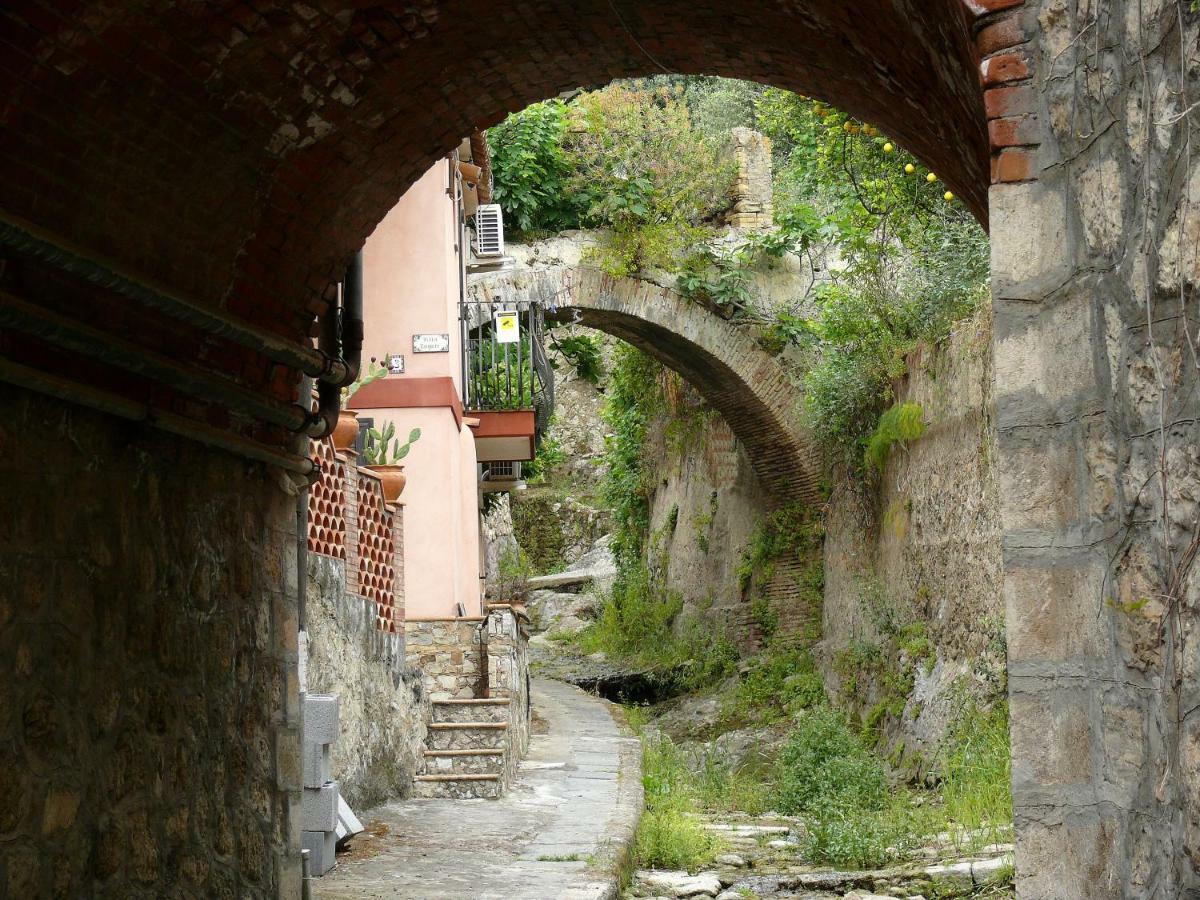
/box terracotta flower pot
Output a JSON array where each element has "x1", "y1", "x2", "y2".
[
  {"x1": 331, "y1": 409, "x2": 360, "y2": 452},
  {"x1": 368, "y1": 465, "x2": 407, "y2": 503}
]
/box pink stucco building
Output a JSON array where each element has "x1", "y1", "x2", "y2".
[{"x1": 347, "y1": 146, "x2": 541, "y2": 619}]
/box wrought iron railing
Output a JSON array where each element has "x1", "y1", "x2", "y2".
[{"x1": 459, "y1": 299, "x2": 555, "y2": 440}]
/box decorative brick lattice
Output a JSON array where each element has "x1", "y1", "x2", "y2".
[
  {"x1": 307, "y1": 438, "x2": 347, "y2": 560},
  {"x1": 356, "y1": 475, "x2": 397, "y2": 630}
]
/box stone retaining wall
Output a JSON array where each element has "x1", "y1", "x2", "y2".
[
  {"x1": 486, "y1": 605, "x2": 532, "y2": 761},
  {"x1": 304, "y1": 555, "x2": 429, "y2": 810},
  {"x1": 0, "y1": 387, "x2": 302, "y2": 898},
  {"x1": 404, "y1": 618, "x2": 487, "y2": 700},
  {"x1": 824, "y1": 305, "x2": 1002, "y2": 769}
]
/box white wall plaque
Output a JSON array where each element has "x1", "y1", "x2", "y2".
[{"x1": 412, "y1": 333, "x2": 450, "y2": 353}]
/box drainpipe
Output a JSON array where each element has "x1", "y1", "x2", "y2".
[
  {"x1": 296, "y1": 378, "x2": 313, "y2": 632},
  {"x1": 313, "y1": 254, "x2": 365, "y2": 438}
]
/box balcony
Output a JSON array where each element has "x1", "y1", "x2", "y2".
[{"x1": 460, "y1": 299, "x2": 554, "y2": 464}]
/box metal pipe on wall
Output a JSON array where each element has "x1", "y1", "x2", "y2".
[
  {"x1": 0, "y1": 356, "x2": 316, "y2": 476},
  {"x1": 0, "y1": 209, "x2": 348, "y2": 384},
  {"x1": 0, "y1": 291, "x2": 315, "y2": 433}
]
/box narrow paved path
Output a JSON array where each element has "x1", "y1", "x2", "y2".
[{"x1": 317, "y1": 678, "x2": 643, "y2": 900}]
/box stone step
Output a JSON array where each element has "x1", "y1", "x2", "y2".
[
  {"x1": 422, "y1": 748, "x2": 505, "y2": 776},
  {"x1": 427, "y1": 721, "x2": 509, "y2": 751},
  {"x1": 413, "y1": 773, "x2": 503, "y2": 800},
  {"x1": 432, "y1": 698, "x2": 510, "y2": 724}
]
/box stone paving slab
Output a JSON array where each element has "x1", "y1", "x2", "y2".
[{"x1": 317, "y1": 678, "x2": 643, "y2": 900}]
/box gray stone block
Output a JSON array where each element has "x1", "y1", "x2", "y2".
[
  {"x1": 302, "y1": 829, "x2": 337, "y2": 876},
  {"x1": 303, "y1": 740, "x2": 332, "y2": 789},
  {"x1": 303, "y1": 781, "x2": 339, "y2": 832},
  {"x1": 304, "y1": 693, "x2": 339, "y2": 745}
]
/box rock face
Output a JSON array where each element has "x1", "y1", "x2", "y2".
[
  {"x1": 305, "y1": 554, "x2": 430, "y2": 810},
  {"x1": 526, "y1": 535, "x2": 616, "y2": 636}
]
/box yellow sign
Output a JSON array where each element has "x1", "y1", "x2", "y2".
[{"x1": 495, "y1": 310, "x2": 520, "y2": 344}]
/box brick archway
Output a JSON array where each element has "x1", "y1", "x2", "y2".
[
  {"x1": 0, "y1": 0, "x2": 1000, "y2": 415},
  {"x1": 471, "y1": 264, "x2": 822, "y2": 506},
  {"x1": 8, "y1": 3, "x2": 1194, "y2": 900}
]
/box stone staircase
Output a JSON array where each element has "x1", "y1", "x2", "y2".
[{"x1": 413, "y1": 697, "x2": 515, "y2": 798}]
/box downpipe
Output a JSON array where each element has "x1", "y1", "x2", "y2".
[{"x1": 312, "y1": 252, "x2": 364, "y2": 438}]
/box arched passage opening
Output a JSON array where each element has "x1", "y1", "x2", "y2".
[{"x1": 2, "y1": 3, "x2": 1196, "y2": 899}]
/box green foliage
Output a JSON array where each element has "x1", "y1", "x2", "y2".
[
  {"x1": 566, "y1": 82, "x2": 735, "y2": 275},
  {"x1": 601, "y1": 344, "x2": 663, "y2": 571},
  {"x1": 578, "y1": 561, "x2": 738, "y2": 691},
  {"x1": 635, "y1": 734, "x2": 720, "y2": 871},
  {"x1": 864, "y1": 402, "x2": 926, "y2": 470},
  {"x1": 937, "y1": 700, "x2": 1013, "y2": 851},
  {"x1": 719, "y1": 644, "x2": 825, "y2": 728},
  {"x1": 490, "y1": 82, "x2": 735, "y2": 273},
  {"x1": 489, "y1": 100, "x2": 579, "y2": 235},
  {"x1": 775, "y1": 707, "x2": 888, "y2": 816},
  {"x1": 801, "y1": 806, "x2": 925, "y2": 869},
  {"x1": 521, "y1": 430, "x2": 565, "y2": 484},
  {"x1": 747, "y1": 89, "x2": 991, "y2": 465},
  {"x1": 363, "y1": 422, "x2": 421, "y2": 466},
  {"x1": 549, "y1": 330, "x2": 605, "y2": 384}
]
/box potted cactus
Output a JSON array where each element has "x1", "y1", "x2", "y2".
[
  {"x1": 364, "y1": 423, "x2": 421, "y2": 503},
  {"x1": 333, "y1": 359, "x2": 389, "y2": 451}
]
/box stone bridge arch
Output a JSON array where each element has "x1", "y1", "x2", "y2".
[{"x1": 471, "y1": 265, "x2": 822, "y2": 507}]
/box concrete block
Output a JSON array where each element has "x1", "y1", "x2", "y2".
[
  {"x1": 303, "y1": 781, "x2": 339, "y2": 832},
  {"x1": 304, "y1": 693, "x2": 339, "y2": 745},
  {"x1": 335, "y1": 795, "x2": 364, "y2": 844},
  {"x1": 303, "y1": 740, "x2": 332, "y2": 789},
  {"x1": 302, "y1": 829, "x2": 337, "y2": 876}
]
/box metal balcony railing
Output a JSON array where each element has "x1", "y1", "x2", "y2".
[{"x1": 459, "y1": 299, "x2": 555, "y2": 441}]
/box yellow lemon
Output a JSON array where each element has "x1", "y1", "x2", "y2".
[
  {"x1": 944, "y1": 191, "x2": 954, "y2": 201},
  {"x1": 883, "y1": 142, "x2": 894, "y2": 153},
  {"x1": 926, "y1": 172, "x2": 938, "y2": 183},
  {"x1": 904, "y1": 163, "x2": 915, "y2": 174}
]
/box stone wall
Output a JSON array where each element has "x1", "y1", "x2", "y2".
[
  {"x1": 823, "y1": 306, "x2": 1003, "y2": 766},
  {"x1": 0, "y1": 385, "x2": 302, "y2": 898},
  {"x1": 304, "y1": 555, "x2": 429, "y2": 810},
  {"x1": 642, "y1": 387, "x2": 777, "y2": 649},
  {"x1": 404, "y1": 618, "x2": 487, "y2": 700},
  {"x1": 993, "y1": 3, "x2": 1200, "y2": 895},
  {"x1": 486, "y1": 605, "x2": 532, "y2": 760},
  {"x1": 728, "y1": 127, "x2": 773, "y2": 229}
]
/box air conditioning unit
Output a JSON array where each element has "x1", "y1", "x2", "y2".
[{"x1": 473, "y1": 204, "x2": 505, "y2": 258}]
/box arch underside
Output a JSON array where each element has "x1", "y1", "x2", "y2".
[{"x1": 0, "y1": 0, "x2": 987, "y2": 367}]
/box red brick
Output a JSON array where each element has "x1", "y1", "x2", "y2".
[
  {"x1": 982, "y1": 51, "x2": 1031, "y2": 86},
  {"x1": 977, "y1": 12, "x2": 1026, "y2": 56},
  {"x1": 988, "y1": 115, "x2": 1040, "y2": 148},
  {"x1": 985, "y1": 84, "x2": 1035, "y2": 119},
  {"x1": 991, "y1": 147, "x2": 1036, "y2": 183}
]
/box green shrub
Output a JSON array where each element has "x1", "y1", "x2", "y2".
[
  {"x1": 801, "y1": 807, "x2": 921, "y2": 869},
  {"x1": 721, "y1": 644, "x2": 824, "y2": 727},
  {"x1": 864, "y1": 402, "x2": 926, "y2": 470},
  {"x1": 635, "y1": 735, "x2": 719, "y2": 870},
  {"x1": 775, "y1": 707, "x2": 887, "y2": 815},
  {"x1": 489, "y1": 100, "x2": 580, "y2": 235}
]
